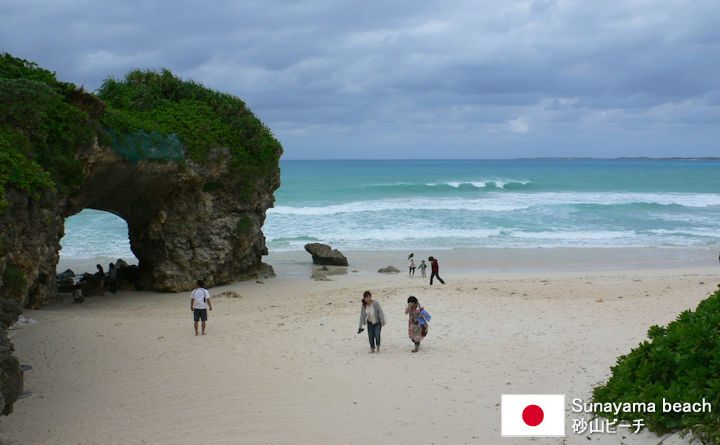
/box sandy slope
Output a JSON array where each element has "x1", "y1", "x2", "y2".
[{"x1": 3, "y1": 264, "x2": 719, "y2": 444}]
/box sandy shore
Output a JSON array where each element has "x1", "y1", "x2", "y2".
[{"x1": 4, "y1": 249, "x2": 719, "y2": 444}]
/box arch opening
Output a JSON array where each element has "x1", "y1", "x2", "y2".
[{"x1": 58, "y1": 209, "x2": 139, "y2": 279}]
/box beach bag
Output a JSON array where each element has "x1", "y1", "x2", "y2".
[{"x1": 420, "y1": 310, "x2": 430, "y2": 337}]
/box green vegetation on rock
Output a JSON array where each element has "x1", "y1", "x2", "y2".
[
  {"x1": 236, "y1": 215, "x2": 252, "y2": 234},
  {"x1": 97, "y1": 69, "x2": 282, "y2": 199},
  {"x1": 593, "y1": 286, "x2": 720, "y2": 444},
  {"x1": 1, "y1": 263, "x2": 26, "y2": 299},
  {"x1": 0, "y1": 54, "x2": 101, "y2": 208},
  {"x1": 0, "y1": 53, "x2": 283, "y2": 211}
]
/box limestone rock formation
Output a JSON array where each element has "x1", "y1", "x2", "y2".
[
  {"x1": 0, "y1": 299, "x2": 21, "y2": 416},
  {"x1": 0, "y1": 58, "x2": 282, "y2": 307},
  {"x1": 1, "y1": 139, "x2": 280, "y2": 303},
  {"x1": 0, "y1": 54, "x2": 283, "y2": 422},
  {"x1": 304, "y1": 243, "x2": 349, "y2": 266},
  {"x1": 378, "y1": 265, "x2": 401, "y2": 273}
]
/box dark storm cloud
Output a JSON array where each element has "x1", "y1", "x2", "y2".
[{"x1": 1, "y1": 0, "x2": 719, "y2": 158}]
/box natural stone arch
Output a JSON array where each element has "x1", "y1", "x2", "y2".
[
  {"x1": 62, "y1": 144, "x2": 278, "y2": 293},
  {"x1": 1, "y1": 140, "x2": 279, "y2": 309},
  {"x1": 0, "y1": 55, "x2": 282, "y2": 422},
  {"x1": 0, "y1": 65, "x2": 282, "y2": 307}
]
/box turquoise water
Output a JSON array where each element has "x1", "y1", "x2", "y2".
[
  {"x1": 61, "y1": 159, "x2": 720, "y2": 258},
  {"x1": 264, "y1": 159, "x2": 720, "y2": 251}
]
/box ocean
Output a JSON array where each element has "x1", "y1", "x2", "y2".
[{"x1": 61, "y1": 159, "x2": 720, "y2": 262}]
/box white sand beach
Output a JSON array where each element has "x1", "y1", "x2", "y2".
[{"x1": 3, "y1": 248, "x2": 719, "y2": 444}]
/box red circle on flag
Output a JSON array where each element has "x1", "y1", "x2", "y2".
[{"x1": 522, "y1": 404, "x2": 544, "y2": 427}]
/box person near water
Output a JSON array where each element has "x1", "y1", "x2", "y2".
[
  {"x1": 107, "y1": 262, "x2": 118, "y2": 293},
  {"x1": 95, "y1": 264, "x2": 105, "y2": 296},
  {"x1": 358, "y1": 290, "x2": 386, "y2": 353},
  {"x1": 191, "y1": 280, "x2": 213, "y2": 335},
  {"x1": 408, "y1": 253, "x2": 416, "y2": 277},
  {"x1": 428, "y1": 256, "x2": 445, "y2": 285}
]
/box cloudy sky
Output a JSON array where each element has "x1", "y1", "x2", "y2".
[{"x1": 2, "y1": 0, "x2": 719, "y2": 159}]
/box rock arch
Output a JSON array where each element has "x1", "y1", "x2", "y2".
[
  {"x1": 0, "y1": 55, "x2": 282, "y2": 423},
  {"x1": 1, "y1": 141, "x2": 279, "y2": 308},
  {"x1": 76, "y1": 144, "x2": 278, "y2": 292}
]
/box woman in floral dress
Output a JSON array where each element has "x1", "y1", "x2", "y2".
[{"x1": 405, "y1": 296, "x2": 430, "y2": 352}]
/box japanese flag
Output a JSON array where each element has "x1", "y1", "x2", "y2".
[{"x1": 501, "y1": 394, "x2": 565, "y2": 437}]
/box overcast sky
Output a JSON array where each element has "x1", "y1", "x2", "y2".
[{"x1": 2, "y1": 0, "x2": 719, "y2": 159}]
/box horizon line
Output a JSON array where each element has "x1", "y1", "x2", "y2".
[{"x1": 279, "y1": 156, "x2": 720, "y2": 161}]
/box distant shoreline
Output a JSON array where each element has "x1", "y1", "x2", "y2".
[
  {"x1": 58, "y1": 246, "x2": 718, "y2": 278},
  {"x1": 267, "y1": 246, "x2": 719, "y2": 277}
]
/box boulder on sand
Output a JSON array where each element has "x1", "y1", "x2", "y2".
[
  {"x1": 377, "y1": 266, "x2": 401, "y2": 274},
  {"x1": 304, "y1": 243, "x2": 348, "y2": 266}
]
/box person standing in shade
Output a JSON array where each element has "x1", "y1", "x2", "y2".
[
  {"x1": 95, "y1": 264, "x2": 105, "y2": 296},
  {"x1": 358, "y1": 290, "x2": 386, "y2": 353},
  {"x1": 428, "y1": 256, "x2": 445, "y2": 285},
  {"x1": 408, "y1": 253, "x2": 416, "y2": 278},
  {"x1": 191, "y1": 280, "x2": 212, "y2": 336},
  {"x1": 107, "y1": 263, "x2": 118, "y2": 293}
]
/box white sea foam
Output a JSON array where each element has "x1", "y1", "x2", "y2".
[
  {"x1": 267, "y1": 227, "x2": 504, "y2": 243},
  {"x1": 648, "y1": 228, "x2": 720, "y2": 238},
  {"x1": 424, "y1": 179, "x2": 531, "y2": 189},
  {"x1": 61, "y1": 209, "x2": 135, "y2": 259},
  {"x1": 264, "y1": 227, "x2": 660, "y2": 251},
  {"x1": 506, "y1": 230, "x2": 636, "y2": 240},
  {"x1": 269, "y1": 192, "x2": 720, "y2": 217},
  {"x1": 269, "y1": 198, "x2": 531, "y2": 216}
]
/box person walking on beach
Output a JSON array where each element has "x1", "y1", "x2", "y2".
[
  {"x1": 428, "y1": 256, "x2": 445, "y2": 285},
  {"x1": 358, "y1": 290, "x2": 386, "y2": 353},
  {"x1": 408, "y1": 253, "x2": 416, "y2": 278},
  {"x1": 405, "y1": 296, "x2": 431, "y2": 352},
  {"x1": 191, "y1": 280, "x2": 212, "y2": 336}
]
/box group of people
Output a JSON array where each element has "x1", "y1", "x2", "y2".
[
  {"x1": 188, "y1": 281, "x2": 431, "y2": 353},
  {"x1": 358, "y1": 291, "x2": 431, "y2": 353},
  {"x1": 95, "y1": 263, "x2": 119, "y2": 295},
  {"x1": 407, "y1": 253, "x2": 446, "y2": 285}
]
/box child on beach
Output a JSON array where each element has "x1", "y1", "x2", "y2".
[
  {"x1": 418, "y1": 260, "x2": 427, "y2": 278},
  {"x1": 408, "y1": 253, "x2": 416, "y2": 277},
  {"x1": 405, "y1": 296, "x2": 431, "y2": 352},
  {"x1": 358, "y1": 290, "x2": 386, "y2": 353}
]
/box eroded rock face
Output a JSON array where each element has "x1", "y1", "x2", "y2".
[
  {"x1": 0, "y1": 62, "x2": 282, "y2": 425},
  {"x1": 0, "y1": 140, "x2": 280, "y2": 420},
  {"x1": 0, "y1": 299, "x2": 21, "y2": 417},
  {"x1": 0, "y1": 141, "x2": 280, "y2": 305}
]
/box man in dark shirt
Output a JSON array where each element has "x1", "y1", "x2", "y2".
[{"x1": 428, "y1": 256, "x2": 446, "y2": 285}]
